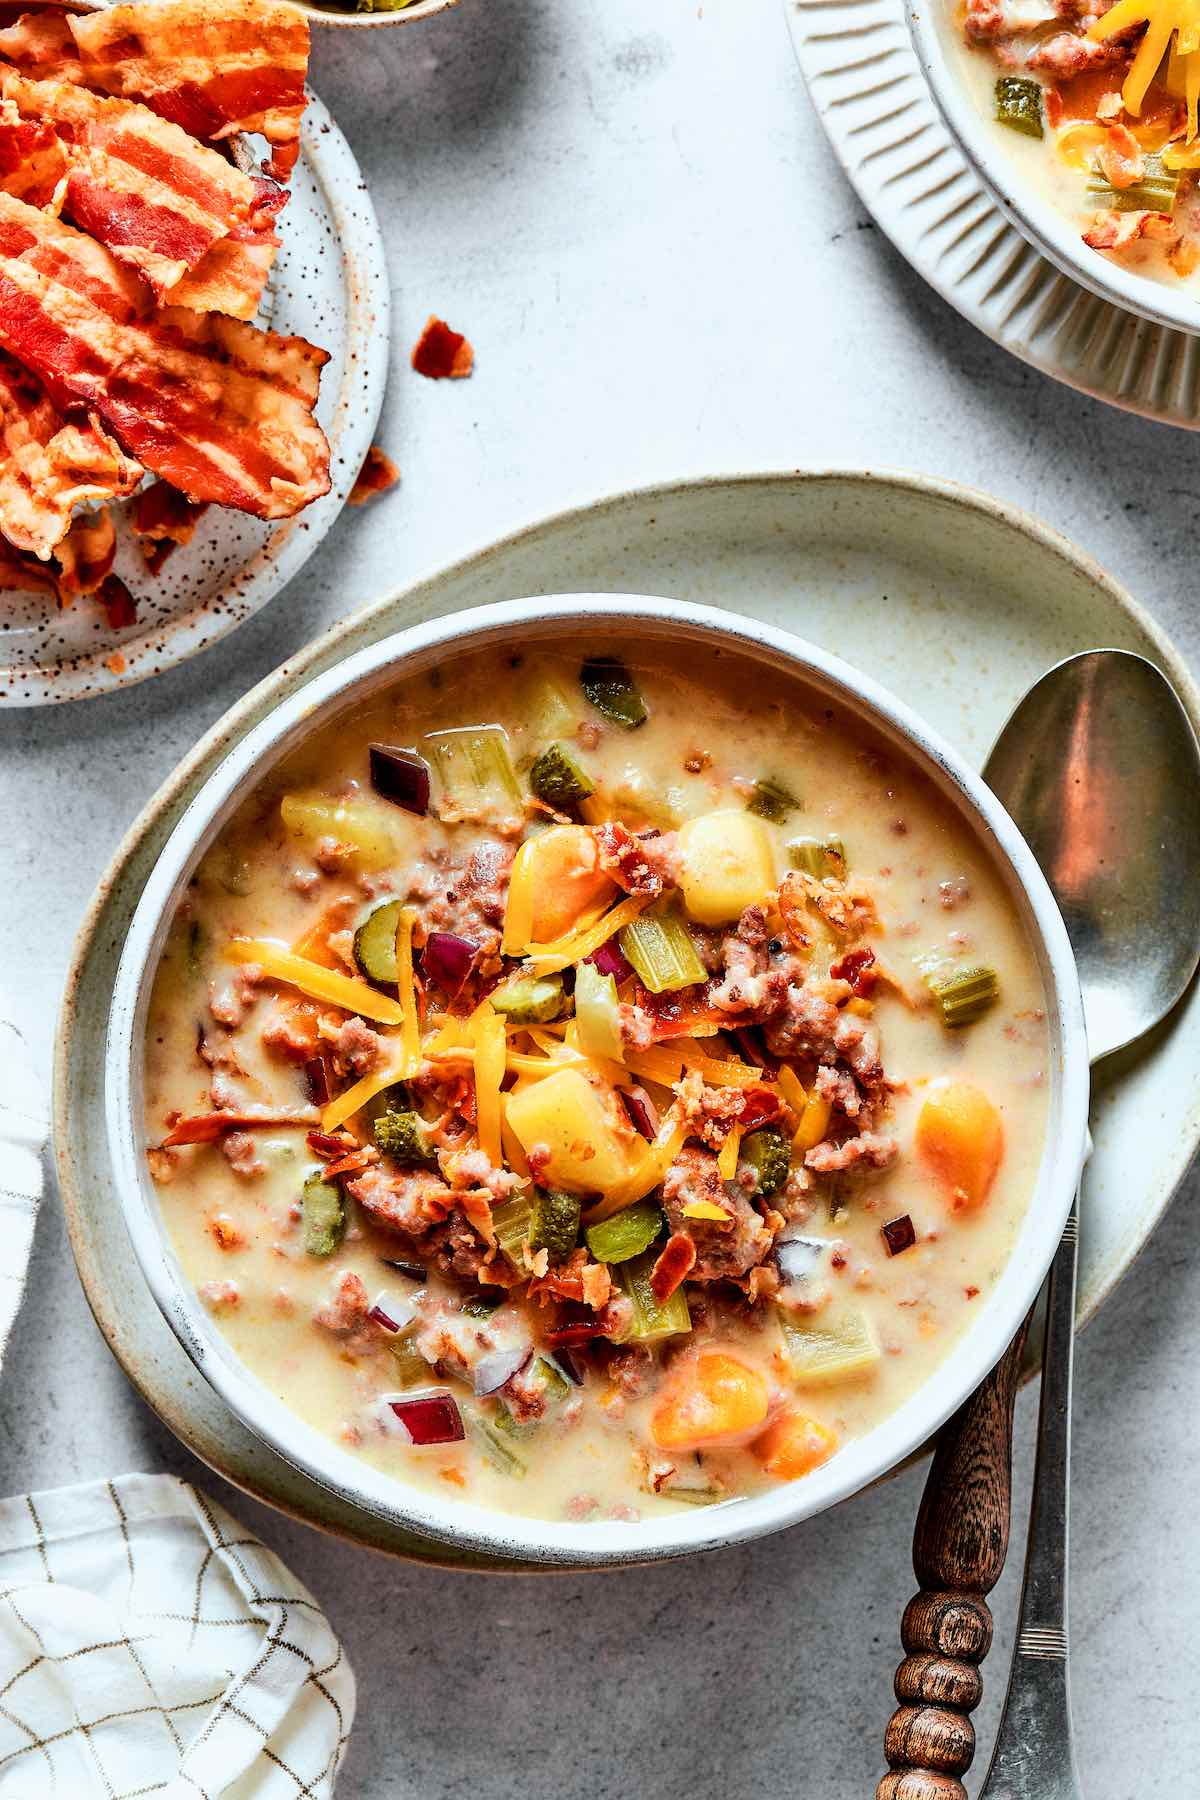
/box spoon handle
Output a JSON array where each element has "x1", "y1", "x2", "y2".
[
  {"x1": 977, "y1": 1206, "x2": 1083, "y2": 1800},
  {"x1": 875, "y1": 1311, "x2": 1032, "y2": 1800}
]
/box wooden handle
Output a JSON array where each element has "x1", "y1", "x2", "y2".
[{"x1": 875, "y1": 1314, "x2": 1031, "y2": 1800}]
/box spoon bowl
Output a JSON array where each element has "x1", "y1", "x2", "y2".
[{"x1": 985, "y1": 651, "x2": 1200, "y2": 1065}]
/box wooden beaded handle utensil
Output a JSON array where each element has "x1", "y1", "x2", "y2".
[
  {"x1": 876, "y1": 1315, "x2": 1030, "y2": 1800},
  {"x1": 878, "y1": 650, "x2": 1200, "y2": 1800}
]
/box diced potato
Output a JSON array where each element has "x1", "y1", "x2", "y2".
[
  {"x1": 520, "y1": 824, "x2": 619, "y2": 945},
  {"x1": 781, "y1": 1303, "x2": 880, "y2": 1386},
  {"x1": 677, "y1": 810, "x2": 776, "y2": 925},
  {"x1": 504, "y1": 1065, "x2": 642, "y2": 1195},
  {"x1": 651, "y1": 1350, "x2": 770, "y2": 1451},
  {"x1": 754, "y1": 1408, "x2": 838, "y2": 1479},
  {"x1": 915, "y1": 1079, "x2": 1004, "y2": 1213},
  {"x1": 280, "y1": 793, "x2": 398, "y2": 870}
]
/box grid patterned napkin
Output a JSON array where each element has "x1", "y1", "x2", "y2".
[
  {"x1": 0, "y1": 1472, "x2": 356, "y2": 1797},
  {"x1": 0, "y1": 1014, "x2": 46, "y2": 1372}
]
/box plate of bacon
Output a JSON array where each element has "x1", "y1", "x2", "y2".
[{"x1": 0, "y1": 0, "x2": 389, "y2": 706}]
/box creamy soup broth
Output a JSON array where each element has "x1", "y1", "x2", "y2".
[{"x1": 143, "y1": 640, "x2": 1050, "y2": 1524}]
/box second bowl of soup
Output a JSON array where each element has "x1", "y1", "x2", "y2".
[{"x1": 107, "y1": 597, "x2": 1088, "y2": 1566}]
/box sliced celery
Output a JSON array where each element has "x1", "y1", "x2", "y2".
[
  {"x1": 994, "y1": 75, "x2": 1043, "y2": 139},
  {"x1": 373, "y1": 1109, "x2": 439, "y2": 1169},
  {"x1": 747, "y1": 777, "x2": 800, "y2": 824},
  {"x1": 787, "y1": 835, "x2": 847, "y2": 879},
  {"x1": 389, "y1": 1337, "x2": 429, "y2": 1386},
  {"x1": 490, "y1": 972, "x2": 565, "y2": 1025},
  {"x1": 471, "y1": 1411, "x2": 528, "y2": 1476},
  {"x1": 573, "y1": 960, "x2": 624, "y2": 1060},
  {"x1": 580, "y1": 657, "x2": 648, "y2": 729},
  {"x1": 302, "y1": 1172, "x2": 345, "y2": 1256},
  {"x1": 619, "y1": 910, "x2": 707, "y2": 993},
  {"x1": 925, "y1": 963, "x2": 999, "y2": 1027},
  {"x1": 353, "y1": 898, "x2": 402, "y2": 985},
  {"x1": 528, "y1": 1188, "x2": 581, "y2": 1262},
  {"x1": 616, "y1": 1249, "x2": 692, "y2": 1342},
  {"x1": 491, "y1": 1195, "x2": 534, "y2": 1265},
  {"x1": 781, "y1": 1303, "x2": 880, "y2": 1386},
  {"x1": 741, "y1": 1127, "x2": 791, "y2": 1199},
  {"x1": 1086, "y1": 151, "x2": 1177, "y2": 213},
  {"x1": 423, "y1": 725, "x2": 521, "y2": 819},
  {"x1": 529, "y1": 741, "x2": 595, "y2": 810},
  {"x1": 585, "y1": 1199, "x2": 665, "y2": 1265}
]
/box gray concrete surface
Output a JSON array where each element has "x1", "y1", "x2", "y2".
[{"x1": 1, "y1": 1, "x2": 1196, "y2": 1793}]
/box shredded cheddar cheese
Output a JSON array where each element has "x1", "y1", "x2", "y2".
[
  {"x1": 394, "y1": 906, "x2": 422, "y2": 1073},
  {"x1": 1089, "y1": 0, "x2": 1200, "y2": 136},
  {"x1": 226, "y1": 938, "x2": 406, "y2": 1026},
  {"x1": 717, "y1": 1124, "x2": 744, "y2": 1181},
  {"x1": 472, "y1": 1002, "x2": 507, "y2": 1166},
  {"x1": 524, "y1": 893, "x2": 652, "y2": 975},
  {"x1": 584, "y1": 1104, "x2": 688, "y2": 1223}
]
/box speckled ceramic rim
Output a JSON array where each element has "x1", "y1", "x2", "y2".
[
  {"x1": 293, "y1": 0, "x2": 459, "y2": 25},
  {"x1": 101, "y1": 586, "x2": 1089, "y2": 1568},
  {"x1": 906, "y1": 1, "x2": 1200, "y2": 337}
]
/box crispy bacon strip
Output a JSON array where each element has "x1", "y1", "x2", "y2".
[
  {"x1": 0, "y1": 97, "x2": 65, "y2": 205},
  {"x1": 0, "y1": 13, "x2": 82, "y2": 83},
  {"x1": 68, "y1": 0, "x2": 310, "y2": 185},
  {"x1": 167, "y1": 220, "x2": 279, "y2": 321},
  {"x1": 161, "y1": 1107, "x2": 316, "y2": 1147},
  {"x1": 347, "y1": 444, "x2": 399, "y2": 507},
  {"x1": 54, "y1": 505, "x2": 117, "y2": 600},
  {"x1": 130, "y1": 481, "x2": 209, "y2": 571},
  {"x1": 0, "y1": 72, "x2": 281, "y2": 306},
  {"x1": 0, "y1": 530, "x2": 55, "y2": 596},
  {"x1": 0, "y1": 193, "x2": 330, "y2": 519},
  {"x1": 0, "y1": 349, "x2": 141, "y2": 558}
]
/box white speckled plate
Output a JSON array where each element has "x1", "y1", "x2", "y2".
[
  {"x1": 55, "y1": 470, "x2": 1200, "y2": 1565},
  {"x1": 785, "y1": 0, "x2": 1200, "y2": 427},
  {"x1": 0, "y1": 92, "x2": 389, "y2": 708}
]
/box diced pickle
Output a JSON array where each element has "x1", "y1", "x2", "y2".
[
  {"x1": 924, "y1": 963, "x2": 999, "y2": 1027},
  {"x1": 580, "y1": 657, "x2": 648, "y2": 729},
  {"x1": 994, "y1": 75, "x2": 1043, "y2": 139},
  {"x1": 302, "y1": 1172, "x2": 345, "y2": 1257},
  {"x1": 490, "y1": 972, "x2": 565, "y2": 1025},
  {"x1": 585, "y1": 1199, "x2": 665, "y2": 1265},
  {"x1": 616, "y1": 1249, "x2": 692, "y2": 1342},
  {"x1": 619, "y1": 910, "x2": 707, "y2": 993},
  {"x1": 747, "y1": 777, "x2": 800, "y2": 824},
  {"x1": 389, "y1": 1337, "x2": 430, "y2": 1386},
  {"x1": 528, "y1": 1188, "x2": 581, "y2": 1262},
  {"x1": 372, "y1": 1109, "x2": 439, "y2": 1169},
  {"x1": 740, "y1": 1127, "x2": 791, "y2": 1199},
  {"x1": 353, "y1": 898, "x2": 402, "y2": 985},
  {"x1": 529, "y1": 741, "x2": 596, "y2": 810},
  {"x1": 786, "y1": 835, "x2": 847, "y2": 879},
  {"x1": 781, "y1": 1303, "x2": 880, "y2": 1386}
]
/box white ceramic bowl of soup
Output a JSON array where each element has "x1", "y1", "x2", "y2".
[
  {"x1": 105, "y1": 595, "x2": 1089, "y2": 1569},
  {"x1": 906, "y1": 0, "x2": 1200, "y2": 335}
]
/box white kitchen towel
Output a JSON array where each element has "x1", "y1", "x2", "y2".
[
  {"x1": 0, "y1": 1473, "x2": 355, "y2": 1797},
  {"x1": 0, "y1": 1013, "x2": 46, "y2": 1375}
]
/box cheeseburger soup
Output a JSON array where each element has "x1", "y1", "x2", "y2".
[{"x1": 143, "y1": 642, "x2": 1049, "y2": 1523}]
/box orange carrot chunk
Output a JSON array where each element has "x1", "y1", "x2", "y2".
[
  {"x1": 650, "y1": 1350, "x2": 770, "y2": 1452},
  {"x1": 915, "y1": 1079, "x2": 1004, "y2": 1213},
  {"x1": 753, "y1": 1408, "x2": 838, "y2": 1480}
]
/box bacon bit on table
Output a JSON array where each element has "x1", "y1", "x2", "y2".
[
  {"x1": 411, "y1": 315, "x2": 474, "y2": 380},
  {"x1": 830, "y1": 947, "x2": 877, "y2": 997},
  {"x1": 881, "y1": 1214, "x2": 916, "y2": 1257},
  {"x1": 650, "y1": 1232, "x2": 697, "y2": 1302},
  {"x1": 347, "y1": 444, "x2": 400, "y2": 506}
]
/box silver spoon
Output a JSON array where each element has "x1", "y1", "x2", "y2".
[{"x1": 877, "y1": 650, "x2": 1200, "y2": 1800}]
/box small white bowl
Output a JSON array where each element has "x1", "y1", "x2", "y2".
[
  {"x1": 907, "y1": 0, "x2": 1200, "y2": 335},
  {"x1": 105, "y1": 596, "x2": 1089, "y2": 1569},
  {"x1": 292, "y1": 0, "x2": 459, "y2": 27}
]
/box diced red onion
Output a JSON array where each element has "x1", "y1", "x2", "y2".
[
  {"x1": 473, "y1": 1344, "x2": 532, "y2": 1397},
  {"x1": 586, "y1": 940, "x2": 634, "y2": 982},
  {"x1": 303, "y1": 1057, "x2": 330, "y2": 1105},
  {"x1": 368, "y1": 1304, "x2": 402, "y2": 1333},
  {"x1": 388, "y1": 1392, "x2": 465, "y2": 1445},
  {"x1": 775, "y1": 1235, "x2": 829, "y2": 1285},
  {"x1": 369, "y1": 744, "x2": 431, "y2": 816},
  {"x1": 422, "y1": 932, "x2": 478, "y2": 994},
  {"x1": 881, "y1": 1214, "x2": 916, "y2": 1257},
  {"x1": 620, "y1": 1085, "x2": 658, "y2": 1140},
  {"x1": 733, "y1": 1027, "x2": 777, "y2": 1073},
  {"x1": 552, "y1": 1348, "x2": 584, "y2": 1386},
  {"x1": 369, "y1": 1289, "x2": 419, "y2": 1334}
]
